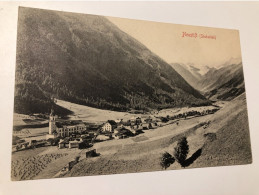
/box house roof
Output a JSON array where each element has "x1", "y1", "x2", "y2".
[
  {"x1": 115, "y1": 128, "x2": 134, "y2": 136},
  {"x1": 69, "y1": 140, "x2": 81, "y2": 144},
  {"x1": 114, "y1": 127, "x2": 121, "y2": 131},
  {"x1": 107, "y1": 120, "x2": 117, "y2": 126},
  {"x1": 59, "y1": 139, "x2": 69, "y2": 144}
]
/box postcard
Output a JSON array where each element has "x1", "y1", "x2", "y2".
[{"x1": 11, "y1": 7, "x2": 252, "y2": 181}]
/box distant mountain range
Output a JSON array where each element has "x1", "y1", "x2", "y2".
[
  {"x1": 201, "y1": 63, "x2": 245, "y2": 101},
  {"x1": 171, "y1": 63, "x2": 203, "y2": 90},
  {"x1": 14, "y1": 7, "x2": 210, "y2": 115},
  {"x1": 171, "y1": 62, "x2": 245, "y2": 101}
]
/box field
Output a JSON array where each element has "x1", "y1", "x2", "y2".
[
  {"x1": 13, "y1": 127, "x2": 49, "y2": 142},
  {"x1": 55, "y1": 99, "x2": 142, "y2": 123},
  {"x1": 56, "y1": 99, "x2": 218, "y2": 123},
  {"x1": 188, "y1": 94, "x2": 252, "y2": 168},
  {"x1": 13, "y1": 113, "x2": 49, "y2": 142},
  {"x1": 11, "y1": 94, "x2": 252, "y2": 180},
  {"x1": 61, "y1": 94, "x2": 251, "y2": 177},
  {"x1": 11, "y1": 146, "x2": 89, "y2": 181},
  {"x1": 13, "y1": 113, "x2": 48, "y2": 126}
]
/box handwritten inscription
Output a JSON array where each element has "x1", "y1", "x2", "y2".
[{"x1": 182, "y1": 32, "x2": 216, "y2": 40}]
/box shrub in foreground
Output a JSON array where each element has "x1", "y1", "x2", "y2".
[{"x1": 160, "y1": 152, "x2": 175, "y2": 170}]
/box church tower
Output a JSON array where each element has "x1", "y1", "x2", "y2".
[{"x1": 49, "y1": 109, "x2": 56, "y2": 135}]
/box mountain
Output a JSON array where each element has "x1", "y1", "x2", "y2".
[
  {"x1": 221, "y1": 57, "x2": 242, "y2": 67},
  {"x1": 171, "y1": 61, "x2": 245, "y2": 101},
  {"x1": 170, "y1": 63, "x2": 202, "y2": 90},
  {"x1": 198, "y1": 65, "x2": 215, "y2": 76},
  {"x1": 14, "y1": 7, "x2": 210, "y2": 115},
  {"x1": 199, "y1": 63, "x2": 245, "y2": 101},
  {"x1": 186, "y1": 63, "x2": 204, "y2": 79}
]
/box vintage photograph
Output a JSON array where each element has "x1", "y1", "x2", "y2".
[{"x1": 12, "y1": 7, "x2": 252, "y2": 181}]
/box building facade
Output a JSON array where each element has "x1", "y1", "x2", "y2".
[
  {"x1": 56, "y1": 123, "x2": 86, "y2": 137},
  {"x1": 102, "y1": 122, "x2": 113, "y2": 132},
  {"x1": 47, "y1": 110, "x2": 87, "y2": 139},
  {"x1": 101, "y1": 120, "x2": 117, "y2": 132}
]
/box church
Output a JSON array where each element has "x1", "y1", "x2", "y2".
[{"x1": 46, "y1": 109, "x2": 87, "y2": 139}]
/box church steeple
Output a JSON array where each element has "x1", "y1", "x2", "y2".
[
  {"x1": 50, "y1": 108, "x2": 54, "y2": 116},
  {"x1": 49, "y1": 109, "x2": 56, "y2": 135}
]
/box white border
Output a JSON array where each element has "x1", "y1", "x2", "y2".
[{"x1": 0, "y1": 2, "x2": 259, "y2": 195}]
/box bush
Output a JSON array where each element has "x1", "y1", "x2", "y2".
[
  {"x1": 161, "y1": 117, "x2": 169, "y2": 123},
  {"x1": 160, "y1": 152, "x2": 175, "y2": 170},
  {"x1": 173, "y1": 137, "x2": 189, "y2": 167}
]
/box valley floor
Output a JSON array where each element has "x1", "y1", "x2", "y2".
[
  {"x1": 61, "y1": 94, "x2": 252, "y2": 177},
  {"x1": 11, "y1": 94, "x2": 252, "y2": 180}
]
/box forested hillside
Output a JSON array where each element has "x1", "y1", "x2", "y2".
[{"x1": 15, "y1": 7, "x2": 210, "y2": 114}]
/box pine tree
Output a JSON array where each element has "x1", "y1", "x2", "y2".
[{"x1": 173, "y1": 137, "x2": 189, "y2": 167}]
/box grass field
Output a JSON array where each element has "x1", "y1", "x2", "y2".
[
  {"x1": 188, "y1": 94, "x2": 252, "y2": 168},
  {"x1": 11, "y1": 94, "x2": 252, "y2": 180},
  {"x1": 13, "y1": 113, "x2": 48, "y2": 126},
  {"x1": 55, "y1": 99, "x2": 219, "y2": 123},
  {"x1": 61, "y1": 94, "x2": 251, "y2": 178},
  {"x1": 11, "y1": 146, "x2": 88, "y2": 181},
  {"x1": 13, "y1": 127, "x2": 49, "y2": 142},
  {"x1": 56, "y1": 99, "x2": 141, "y2": 123}
]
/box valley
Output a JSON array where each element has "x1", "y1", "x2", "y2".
[
  {"x1": 171, "y1": 62, "x2": 245, "y2": 101},
  {"x1": 11, "y1": 93, "x2": 251, "y2": 180},
  {"x1": 11, "y1": 7, "x2": 252, "y2": 181},
  {"x1": 62, "y1": 94, "x2": 251, "y2": 177}
]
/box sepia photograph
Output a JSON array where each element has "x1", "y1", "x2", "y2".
[{"x1": 11, "y1": 6, "x2": 252, "y2": 181}]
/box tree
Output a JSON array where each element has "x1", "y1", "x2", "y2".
[
  {"x1": 160, "y1": 152, "x2": 175, "y2": 170},
  {"x1": 173, "y1": 137, "x2": 189, "y2": 167}
]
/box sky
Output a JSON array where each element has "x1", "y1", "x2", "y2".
[{"x1": 107, "y1": 16, "x2": 242, "y2": 72}]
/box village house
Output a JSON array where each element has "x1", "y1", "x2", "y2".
[
  {"x1": 144, "y1": 116, "x2": 153, "y2": 123},
  {"x1": 142, "y1": 123, "x2": 150, "y2": 130},
  {"x1": 129, "y1": 116, "x2": 142, "y2": 126},
  {"x1": 136, "y1": 117, "x2": 142, "y2": 125},
  {"x1": 116, "y1": 119, "x2": 124, "y2": 128},
  {"x1": 58, "y1": 137, "x2": 84, "y2": 149},
  {"x1": 129, "y1": 126, "x2": 142, "y2": 135},
  {"x1": 101, "y1": 120, "x2": 117, "y2": 132},
  {"x1": 58, "y1": 137, "x2": 70, "y2": 149},
  {"x1": 131, "y1": 124, "x2": 143, "y2": 131},
  {"x1": 112, "y1": 127, "x2": 135, "y2": 139},
  {"x1": 68, "y1": 140, "x2": 82, "y2": 149}
]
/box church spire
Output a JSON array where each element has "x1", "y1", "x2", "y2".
[{"x1": 50, "y1": 108, "x2": 54, "y2": 116}]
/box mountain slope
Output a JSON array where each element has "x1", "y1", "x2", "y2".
[
  {"x1": 199, "y1": 63, "x2": 245, "y2": 101},
  {"x1": 171, "y1": 63, "x2": 202, "y2": 90},
  {"x1": 171, "y1": 61, "x2": 246, "y2": 101},
  {"x1": 189, "y1": 93, "x2": 252, "y2": 168},
  {"x1": 15, "y1": 7, "x2": 210, "y2": 114}
]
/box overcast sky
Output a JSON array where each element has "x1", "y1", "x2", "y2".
[{"x1": 107, "y1": 16, "x2": 242, "y2": 71}]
